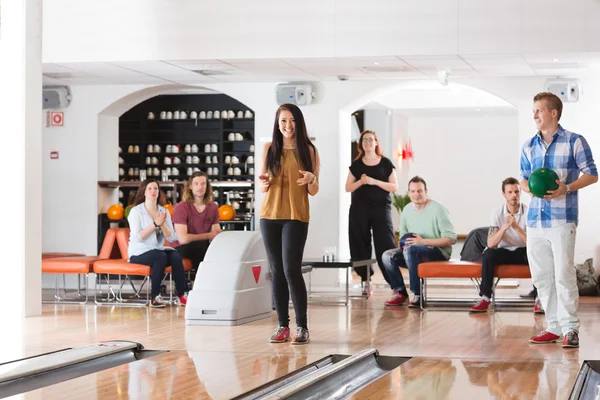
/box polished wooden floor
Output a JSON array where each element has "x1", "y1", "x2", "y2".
[{"x1": 7, "y1": 283, "x2": 600, "y2": 399}]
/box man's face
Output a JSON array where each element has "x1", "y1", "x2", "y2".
[
  {"x1": 503, "y1": 184, "x2": 520, "y2": 207},
  {"x1": 533, "y1": 100, "x2": 557, "y2": 132},
  {"x1": 408, "y1": 182, "x2": 427, "y2": 205},
  {"x1": 192, "y1": 176, "x2": 207, "y2": 198}
]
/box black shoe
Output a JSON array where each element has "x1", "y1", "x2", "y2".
[{"x1": 520, "y1": 288, "x2": 537, "y2": 299}]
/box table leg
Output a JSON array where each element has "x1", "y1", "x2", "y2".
[
  {"x1": 366, "y1": 263, "x2": 371, "y2": 299},
  {"x1": 345, "y1": 268, "x2": 349, "y2": 305}
]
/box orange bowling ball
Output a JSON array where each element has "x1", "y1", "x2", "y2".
[
  {"x1": 219, "y1": 204, "x2": 235, "y2": 221},
  {"x1": 107, "y1": 204, "x2": 124, "y2": 220},
  {"x1": 164, "y1": 203, "x2": 174, "y2": 216}
]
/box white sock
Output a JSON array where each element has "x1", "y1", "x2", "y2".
[{"x1": 482, "y1": 295, "x2": 490, "y2": 302}]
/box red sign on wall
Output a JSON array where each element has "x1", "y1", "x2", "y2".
[{"x1": 47, "y1": 111, "x2": 64, "y2": 127}]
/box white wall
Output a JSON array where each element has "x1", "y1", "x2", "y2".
[
  {"x1": 403, "y1": 112, "x2": 519, "y2": 238},
  {"x1": 42, "y1": 85, "x2": 147, "y2": 255},
  {"x1": 363, "y1": 106, "x2": 393, "y2": 158},
  {"x1": 468, "y1": 76, "x2": 600, "y2": 268},
  {"x1": 41, "y1": 1, "x2": 600, "y2": 63},
  {"x1": 42, "y1": 76, "x2": 600, "y2": 291}
]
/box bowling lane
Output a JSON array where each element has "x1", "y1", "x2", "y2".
[
  {"x1": 349, "y1": 357, "x2": 581, "y2": 399},
  {"x1": 19, "y1": 350, "x2": 325, "y2": 399}
]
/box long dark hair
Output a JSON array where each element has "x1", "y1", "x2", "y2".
[
  {"x1": 354, "y1": 130, "x2": 383, "y2": 161},
  {"x1": 133, "y1": 179, "x2": 161, "y2": 206},
  {"x1": 265, "y1": 104, "x2": 316, "y2": 176},
  {"x1": 182, "y1": 171, "x2": 213, "y2": 203}
]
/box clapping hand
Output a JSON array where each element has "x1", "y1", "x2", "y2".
[
  {"x1": 155, "y1": 212, "x2": 167, "y2": 227},
  {"x1": 297, "y1": 170, "x2": 314, "y2": 186},
  {"x1": 258, "y1": 173, "x2": 270, "y2": 189},
  {"x1": 360, "y1": 174, "x2": 374, "y2": 185}
]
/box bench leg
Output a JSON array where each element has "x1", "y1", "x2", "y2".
[
  {"x1": 43, "y1": 273, "x2": 88, "y2": 305},
  {"x1": 420, "y1": 278, "x2": 426, "y2": 310},
  {"x1": 95, "y1": 274, "x2": 149, "y2": 307}
]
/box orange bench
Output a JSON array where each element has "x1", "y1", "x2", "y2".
[
  {"x1": 41, "y1": 229, "x2": 122, "y2": 304},
  {"x1": 418, "y1": 260, "x2": 533, "y2": 310},
  {"x1": 93, "y1": 228, "x2": 192, "y2": 306},
  {"x1": 42, "y1": 252, "x2": 86, "y2": 260}
]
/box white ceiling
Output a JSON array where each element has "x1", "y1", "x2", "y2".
[
  {"x1": 393, "y1": 107, "x2": 517, "y2": 118},
  {"x1": 42, "y1": 52, "x2": 600, "y2": 86},
  {"x1": 373, "y1": 84, "x2": 514, "y2": 109}
]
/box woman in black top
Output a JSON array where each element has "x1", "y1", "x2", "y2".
[{"x1": 345, "y1": 130, "x2": 398, "y2": 294}]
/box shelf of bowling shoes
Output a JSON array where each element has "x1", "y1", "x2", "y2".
[
  {"x1": 139, "y1": 164, "x2": 215, "y2": 168},
  {"x1": 223, "y1": 151, "x2": 254, "y2": 155},
  {"x1": 223, "y1": 140, "x2": 253, "y2": 143},
  {"x1": 145, "y1": 152, "x2": 218, "y2": 156}
]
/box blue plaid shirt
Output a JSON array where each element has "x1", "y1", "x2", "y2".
[{"x1": 520, "y1": 125, "x2": 597, "y2": 228}]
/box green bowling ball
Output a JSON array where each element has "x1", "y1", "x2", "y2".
[{"x1": 528, "y1": 168, "x2": 559, "y2": 198}]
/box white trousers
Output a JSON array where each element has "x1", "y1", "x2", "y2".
[{"x1": 527, "y1": 223, "x2": 579, "y2": 335}]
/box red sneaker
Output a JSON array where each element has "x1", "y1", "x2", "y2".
[
  {"x1": 529, "y1": 331, "x2": 560, "y2": 344},
  {"x1": 385, "y1": 293, "x2": 408, "y2": 306},
  {"x1": 269, "y1": 326, "x2": 291, "y2": 343},
  {"x1": 176, "y1": 295, "x2": 187, "y2": 307},
  {"x1": 291, "y1": 327, "x2": 310, "y2": 345},
  {"x1": 562, "y1": 331, "x2": 579, "y2": 348},
  {"x1": 533, "y1": 299, "x2": 544, "y2": 314},
  {"x1": 469, "y1": 299, "x2": 490, "y2": 313}
]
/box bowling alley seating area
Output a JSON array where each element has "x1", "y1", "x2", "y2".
[
  {"x1": 417, "y1": 260, "x2": 533, "y2": 310},
  {"x1": 41, "y1": 228, "x2": 193, "y2": 306}
]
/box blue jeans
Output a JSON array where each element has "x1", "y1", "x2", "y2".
[
  {"x1": 130, "y1": 249, "x2": 187, "y2": 298},
  {"x1": 382, "y1": 245, "x2": 446, "y2": 296}
]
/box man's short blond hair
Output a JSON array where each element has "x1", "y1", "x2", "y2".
[{"x1": 533, "y1": 92, "x2": 563, "y2": 121}]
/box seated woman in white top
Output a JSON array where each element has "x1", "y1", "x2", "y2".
[{"x1": 127, "y1": 179, "x2": 187, "y2": 308}]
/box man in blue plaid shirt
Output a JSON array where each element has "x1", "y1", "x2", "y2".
[{"x1": 520, "y1": 92, "x2": 598, "y2": 349}]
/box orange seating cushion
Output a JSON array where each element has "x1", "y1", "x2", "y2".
[
  {"x1": 42, "y1": 256, "x2": 100, "y2": 274},
  {"x1": 115, "y1": 228, "x2": 130, "y2": 259},
  {"x1": 419, "y1": 261, "x2": 532, "y2": 279},
  {"x1": 165, "y1": 258, "x2": 192, "y2": 273},
  {"x1": 93, "y1": 260, "x2": 151, "y2": 276},
  {"x1": 42, "y1": 252, "x2": 85, "y2": 260},
  {"x1": 418, "y1": 261, "x2": 482, "y2": 278},
  {"x1": 495, "y1": 264, "x2": 531, "y2": 279}
]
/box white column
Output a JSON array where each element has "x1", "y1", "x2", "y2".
[{"x1": 0, "y1": 0, "x2": 43, "y2": 361}]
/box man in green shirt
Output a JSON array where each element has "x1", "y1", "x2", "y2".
[{"x1": 382, "y1": 176, "x2": 457, "y2": 307}]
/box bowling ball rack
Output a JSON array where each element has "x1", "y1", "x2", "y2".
[
  {"x1": 569, "y1": 360, "x2": 600, "y2": 400},
  {"x1": 0, "y1": 341, "x2": 163, "y2": 399},
  {"x1": 233, "y1": 348, "x2": 410, "y2": 400}
]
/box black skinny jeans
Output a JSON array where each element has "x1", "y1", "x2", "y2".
[
  {"x1": 130, "y1": 249, "x2": 187, "y2": 298},
  {"x1": 176, "y1": 240, "x2": 210, "y2": 271},
  {"x1": 348, "y1": 205, "x2": 395, "y2": 284},
  {"x1": 260, "y1": 219, "x2": 309, "y2": 329},
  {"x1": 479, "y1": 247, "x2": 528, "y2": 298}
]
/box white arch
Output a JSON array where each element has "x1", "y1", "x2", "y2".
[
  {"x1": 96, "y1": 83, "x2": 256, "y2": 212},
  {"x1": 99, "y1": 84, "x2": 219, "y2": 117},
  {"x1": 336, "y1": 80, "x2": 517, "y2": 260}
]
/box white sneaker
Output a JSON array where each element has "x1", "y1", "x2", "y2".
[
  {"x1": 361, "y1": 281, "x2": 372, "y2": 295},
  {"x1": 150, "y1": 295, "x2": 166, "y2": 308}
]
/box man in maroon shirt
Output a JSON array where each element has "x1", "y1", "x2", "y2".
[{"x1": 172, "y1": 172, "x2": 221, "y2": 273}]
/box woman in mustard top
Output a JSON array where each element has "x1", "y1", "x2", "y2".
[{"x1": 259, "y1": 103, "x2": 320, "y2": 345}]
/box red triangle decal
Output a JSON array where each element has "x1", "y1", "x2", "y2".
[{"x1": 252, "y1": 265, "x2": 261, "y2": 284}]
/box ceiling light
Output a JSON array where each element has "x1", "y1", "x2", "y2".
[
  {"x1": 553, "y1": 58, "x2": 560, "y2": 62},
  {"x1": 437, "y1": 69, "x2": 450, "y2": 86}
]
